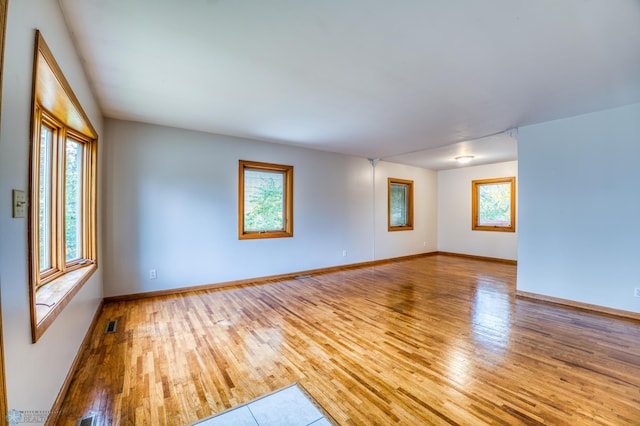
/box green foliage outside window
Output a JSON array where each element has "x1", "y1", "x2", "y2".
[
  {"x1": 388, "y1": 178, "x2": 413, "y2": 231},
  {"x1": 478, "y1": 182, "x2": 511, "y2": 226},
  {"x1": 39, "y1": 128, "x2": 52, "y2": 271},
  {"x1": 244, "y1": 170, "x2": 285, "y2": 232},
  {"x1": 65, "y1": 140, "x2": 82, "y2": 260},
  {"x1": 390, "y1": 183, "x2": 408, "y2": 226}
]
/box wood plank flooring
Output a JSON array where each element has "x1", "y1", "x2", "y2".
[{"x1": 56, "y1": 255, "x2": 640, "y2": 425}]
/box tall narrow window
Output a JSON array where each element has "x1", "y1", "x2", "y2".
[
  {"x1": 29, "y1": 31, "x2": 98, "y2": 342},
  {"x1": 472, "y1": 177, "x2": 516, "y2": 232},
  {"x1": 38, "y1": 125, "x2": 53, "y2": 272},
  {"x1": 388, "y1": 178, "x2": 414, "y2": 231},
  {"x1": 65, "y1": 138, "x2": 83, "y2": 261},
  {"x1": 239, "y1": 160, "x2": 293, "y2": 239}
]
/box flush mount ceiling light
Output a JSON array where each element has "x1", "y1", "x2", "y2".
[{"x1": 455, "y1": 155, "x2": 474, "y2": 164}]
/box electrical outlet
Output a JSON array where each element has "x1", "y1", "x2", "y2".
[
  {"x1": 342, "y1": 249, "x2": 347, "y2": 257},
  {"x1": 149, "y1": 269, "x2": 157, "y2": 280},
  {"x1": 634, "y1": 288, "x2": 640, "y2": 298}
]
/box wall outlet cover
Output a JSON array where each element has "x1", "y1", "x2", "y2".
[{"x1": 12, "y1": 189, "x2": 27, "y2": 218}]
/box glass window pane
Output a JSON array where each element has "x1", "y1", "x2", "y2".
[
  {"x1": 39, "y1": 126, "x2": 53, "y2": 271},
  {"x1": 390, "y1": 183, "x2": 408, "y2": 226},
  {"x1": 478, "y1": 182, "x2": 511, "y2": 227},
  {"x1": 65, "y1": 139, "x2": 83, "y2": 261},
  {"x1": 243, "y1": 169, "x2": 285, "y2": 232}
]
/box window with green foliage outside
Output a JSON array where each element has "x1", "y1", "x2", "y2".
[
  {"x1": 388, "y1": 178, "x2": 414, "y2": 231},
  {"x1": 34, "y1": 118, "x2": 95, "y2": 286},
  {"x1": 472, "y1": 177, "x2": 516, "y2": 232},
  {"x1": 244, "y1": 169, "x2": 284, "y2": 231},
  {"x1": 65, "y1": 139, "x2": 83, "y2": 261},
  {"x1": 239, "y1": 160, "x2": 293, "y2": 239},
  {"x1": 29, "y1": 30, "x2": 99, "y2": 342}
]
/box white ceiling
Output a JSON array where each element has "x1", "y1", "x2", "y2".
[
  {"x1": 59, "y1": 0, "x2": 640, "y2": 170},
  {"x1": 386, "y1": 131, "x2": 518, "y2": 170}
]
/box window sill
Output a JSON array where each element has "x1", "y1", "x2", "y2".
[
  {"x1": 239, "y1": 231, "x2": 293, "y2": 240},
  {"x1": 32, "y1": 264, "x2": 97, "y2": 342},
  {"x1": 388, "y1": 226, "x2": 414, "y2": 232},
  {"x1": 471, "y1": 226, "x2": 516, "y2": 233}
]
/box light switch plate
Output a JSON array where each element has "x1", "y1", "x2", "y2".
[{"x1": 12, "y1": 189, "x2": 26, "y2": 218}]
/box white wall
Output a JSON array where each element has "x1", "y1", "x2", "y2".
[
  {"x1": 0, "y1": 0, "x2": 104, "y2": 416},
  {"x1": 103, "y1": 119, "x2": 437, "y2": 297},
  {"x1": 374, "y1": 161, "x2": 438, "y2": 260},
  {"x1": 517, "y1": 102, "x2": 640, "y2": 313},
  {"x1": 437, "y1": 161, "x2": 518, "y2": 260}
]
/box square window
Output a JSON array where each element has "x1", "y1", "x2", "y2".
[
  {"x1": 239, "y1": 160, "x2": 293, "y2": 239},
  {"x1": 472, "y1": 177, "x2": 516, "y2": 232}
]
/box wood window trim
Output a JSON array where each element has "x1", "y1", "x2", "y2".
[
  {"x1": 0, "y1": 0, "x2": 8, "y2": 417},
  {"x1": 32, "y1": 112, "x2": 97, "y2": 288},
  {"x1": 388, "y1": 177, "x2": 414, "y2": 232},
  {"x1": 238, "y1": 160, "x2": 294, "y2": 240},
  {"x1": 472, "y1": 176, "x2": 516, "y2": 233},
  {"x1": 28, "y1": 31, "x2": 99, "y2": 342}
]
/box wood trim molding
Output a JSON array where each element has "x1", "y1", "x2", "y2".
[
  {"x1": 46, "y1": 300, "x2": 104, "y2": 426},
  {"x1": 0, "y1": 295, "x2": 7, "y2": 426},
  {"x1": 104, "y1": 252, "x2": 439, "y2": 303},
  {"x1": 435, "y1": 251, "x2": 517, "y2": 265},
  {"x1": 33, "y1": 265, "x2": 98, "y2": 342},
  {"x1": 0, "y1": 0, "x2": 9, "y2": 420},
  {"x1": 516, "y1": 290, "x2": 640, "y2": 322},
  {"x1": 33, "y1": 31, "x2": 97, "y2": 138}
]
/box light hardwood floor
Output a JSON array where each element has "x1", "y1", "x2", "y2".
[{"x1": 56, "y1": 255, "x2": 640, "y2": 425}]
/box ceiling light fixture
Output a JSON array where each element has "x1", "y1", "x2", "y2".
[{"x1": 455, "y1": 155, "x2": 474, "y2": 164}]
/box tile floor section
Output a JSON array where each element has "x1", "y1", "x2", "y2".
[{"x1": 192, "y1": 384, "x2": 332, "y2": 426}]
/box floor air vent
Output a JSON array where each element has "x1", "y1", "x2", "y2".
[
  {"x1": 295, "y1": 274, "x2": 312, "y2": 280},
  {"x1": 104, "y1": 320, "x2": 118, "y2": 334},
  {"x1": 77, "y1": 415, "x2": 96, "y2": 426}
]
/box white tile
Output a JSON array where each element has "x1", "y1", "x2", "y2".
[
  {"x1": 308, "y1": 418, "x2": 332, "y2": 426},
  {"x1": 248, "y1": 385, "x2": 323, "y2": 426},
  {"x1": 195, "y1": 406, "x2": 258, "y2": 426}
]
